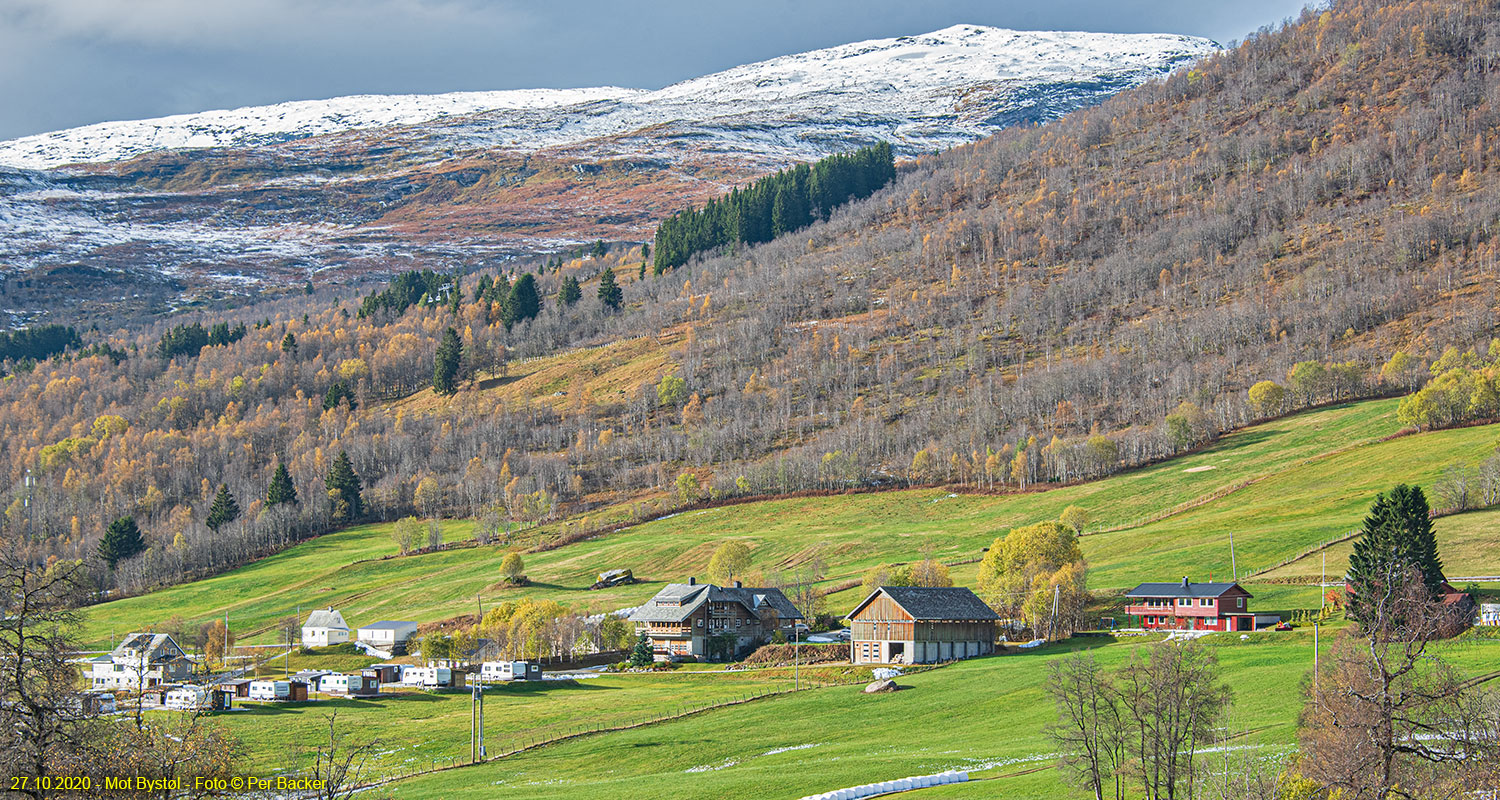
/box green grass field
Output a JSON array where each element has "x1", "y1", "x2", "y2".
[
  {"x1": 377, "y1": 627, "x2": 1500, "y2": 799},
  {"x1": 79, "y1": 395, "x2": 1500, "y2": 799},
  {"x1": 205, "y1": 668, "x2": 828, "y2": 779},
  {"x1": 79, "y1": 397, "x2": 1500, "y2": 649}
]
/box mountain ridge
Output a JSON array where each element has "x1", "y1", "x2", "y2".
[{"x1": 0, "y1": 25, "x2": 1216, "y2": 171}]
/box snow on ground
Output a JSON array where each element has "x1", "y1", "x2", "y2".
[
  {"x1": 0, "y1": 25, "x2": 1217, "y2": 170},
  {"x1": 0, "y1": 88, "x2": 640, "y2": 170}
]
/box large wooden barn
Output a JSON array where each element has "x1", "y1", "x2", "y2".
[{"x1": 847, "y1": 586, "x2": 999, "y2": 665}]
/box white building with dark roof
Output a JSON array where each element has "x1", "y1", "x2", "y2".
[
  {"x1": 88, "y1": 632, "x2": 194, "y2": 689},
  {"x1": 301, "y1": 608, "x2": 351, "y2": 647},
  {"x1": 628, "y1": 578, "x2": 803, "y2": 661}
]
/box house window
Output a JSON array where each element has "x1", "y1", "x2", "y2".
[
  {"x1": 1237, "y1": 598, "x2": 1244, "y2": 609},
  {"x1": 696, "y1": 618, "x2": 703, "y2": 628}
]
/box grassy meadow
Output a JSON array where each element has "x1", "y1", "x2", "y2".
[
  {"x1": 379, "y1": 626, "x2": 1500, "y2": 799},
  {"x1": 80, "y1": 397, "x2": 1500, "y2": 649}
]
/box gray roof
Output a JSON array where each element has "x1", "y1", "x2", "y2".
[
  {"x1": 304, "y1": 608, "x2": 348, "y2": 630},
  {"x1": 849, "y1": 586, "x2": 1000, "y2": 621},
  {"x1": 629, "y1": 583, "x2": 803, "y2": 623},
  {"x1": 359, "y1": 620, "x2": 417, "y2": 630},
  {"x1": 1125, "y1": 581, "x2": 1251, "y2": 599},
  {"x1": 110, "y1": 633, "x2": 188, "y2": 665}
]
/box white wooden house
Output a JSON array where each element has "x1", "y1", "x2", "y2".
[{"x1": 301, "y1": 608, "x2": 351, "y2": 647}]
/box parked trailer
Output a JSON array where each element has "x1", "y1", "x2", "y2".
[
  {"x1": 402, "y1": 666, "x2": 463, "y2": 688},
  {"x1": 247, "y1": 680, "x2": 308, "y2": 702},
  {"x1": 320, "y1": 673, "x2": 379, "y2": 695},
  {"x1": 164, "y1": 686, "x2": 212, "y2": 711},
  {"x1": 479, "y1": 660, "x2": 542, "y2": 682}
]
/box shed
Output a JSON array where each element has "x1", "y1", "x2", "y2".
[{"x1": 847, "y1": 586, "x2": 999, "y2": 665}]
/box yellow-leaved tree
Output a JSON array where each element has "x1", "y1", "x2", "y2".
[{"x1": 977, "y1": 520, "x2": 1088, "y2": 639}]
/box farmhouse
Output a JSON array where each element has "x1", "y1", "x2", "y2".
[
  {"x1": 628, "y1": 578, "x2": 803, "y2": 661},
  {"x1": 848, "y1": 586, "x2": 1000, "y2": 665},
  {"x1": 357, "y1": 621, "x2": 419, "y2": 654},
  {"x1": 88, "y1": 633, "x2": 193, "y2": 690},
  {"x1": 301, "y1": 608, "x2": 351, "y2": 647},
  {"x1": 1123, "y1": 578, "x2": 1255, "y2": 632}
]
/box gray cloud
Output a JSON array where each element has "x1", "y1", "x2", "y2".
[{"x1": 0, "y1": 0, "x2": 1315, "y2": 140}]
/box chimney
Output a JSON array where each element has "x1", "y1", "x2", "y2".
[
  {"x1": 733, "y1": 580, "x2": 743, "y2": 589},
  {"x1": 688, "y1": 577, "x2": 696, "y2": 585},
  {"x1": 1182, "y1": 576, "x2": 1190, "y2": 589}
]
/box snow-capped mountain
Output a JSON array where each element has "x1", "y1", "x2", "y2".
[
  {"x1": 0, "y1": 25, "x2": 1214, "y2": 170},
  {"x1": 0, "y1": 25, "x2": 1217, "y2": 323}
]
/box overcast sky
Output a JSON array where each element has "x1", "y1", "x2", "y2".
[{"x1": 0, "y1": 0, "x2": 1315, "y2": 141}]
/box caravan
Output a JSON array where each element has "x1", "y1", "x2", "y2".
[
  {"x1": 320, "y1": 672, "x2": 379, "y2": 696},
  {"x1": 479, "y1": 661, "x2": 541, "y2": 682}
]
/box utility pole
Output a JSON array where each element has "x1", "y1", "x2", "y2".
[
  {"x1": 1229, "y1": 531, "x2": 1238, "y2": 581},
  {"x1": 1050, "y1": 584, "x2": 1061, "y2": 640},
  {"x1": 793, "y1": 624, "x2": 799, "y2": 691}
]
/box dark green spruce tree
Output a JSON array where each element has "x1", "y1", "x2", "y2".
[
  {"x1": 1347, "y1": 484, "x2": 1445, "y2": 620},
  {"x1": 327, "y1": 451, "x2": 364, "y2": 526},
  {"x1": 597, "y1": 267, "x2": 622, "y2": 311},
  {"x1": 280, "y1": 332, "x2": 298, "y2": 355},
  {"x1": 557, "y1": 276, "x2": 582, "y2": 307},
  {"x1": 322, "y1": 380, "x2": 356, "y2": 411},
  {"x1": 501, "y1": 273, "x2": 541, "y2": 327},
  {"x1": 206, "y1": 483, "x2": 240, "y2": 533},
  {"x1": 267, "y1": 463, "x2": 298, "y2": 507},
  {"x1": 433, "y1": 327, "x2": 463, "y2": 395},
  {"x1": 98, "y1": 516, "x2": 145, "y2": 569}
]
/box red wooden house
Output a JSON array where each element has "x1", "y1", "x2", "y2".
[{"x1": 1124, "y1": 578, "x2": 1254, "y2": 632}]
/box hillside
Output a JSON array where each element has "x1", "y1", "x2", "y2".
[
  {"x1": 75, "y1": 396, "x2": 1500, "y2": 648},
  {"x1": 13, "y1": 0, "x2": 1500, "y2": 608},
  {"x1": 0, "y1": 25, "x2": 1213, "y2": 324}
]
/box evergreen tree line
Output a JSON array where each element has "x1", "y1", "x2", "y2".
[
  {"x1": 0, "y1": 325, "x2": 81, "y2": 364},
  {"x1": 357, "y1": 269, "x2": 451, "y2": 318},
  {"x1": 652, "y1": 141, "x2": 896, "y2": 274},
  {"x1": 157, "y1": 321, "x2": 246, "y2": 359}
]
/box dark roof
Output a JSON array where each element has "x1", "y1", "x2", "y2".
[
  {"x1": 628, "y1": 583, "x2": 804, "y2": 623},
  {"x1": 1125, "y1": 580, "x2": 1251, "y2": 599},
  {"x1": 848, "y1": 586, "x2": 1000, "y2": 621}
]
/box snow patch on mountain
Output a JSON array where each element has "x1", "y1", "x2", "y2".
[
  {"x1": 0, "y1": 88, "x2": 641, "y2": 170},
  {"x1": 0, "y1": 25, "x2": 1216, "y2": 170}
]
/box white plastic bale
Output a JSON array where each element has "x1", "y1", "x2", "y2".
[{"x1": 955, "y1": 770, "x2": 970, "y2": 782}]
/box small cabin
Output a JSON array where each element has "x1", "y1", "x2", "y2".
[
  {"x1": 479, "y1": 660, "x2": 541, "y2": 682},
  {"x1": 214, "y1": 678, "x2": 253, "y2": 698},
  {"x1": 366, "y1": 664, "x2": 403, "y2": 684}
]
